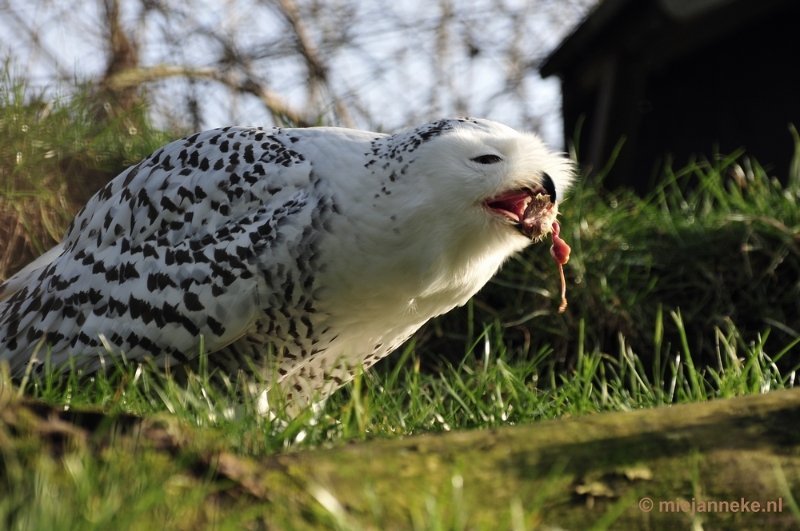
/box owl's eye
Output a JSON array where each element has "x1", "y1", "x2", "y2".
[{"x1": 472, "y1": 154, "x2": 503, "y2": 164}]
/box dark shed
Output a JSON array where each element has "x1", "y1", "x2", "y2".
[{"x1": 541, "y1": 0, "x2": 800, "y2": 193}]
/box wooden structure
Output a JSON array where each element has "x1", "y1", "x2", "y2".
[{"x1": 540, "y1": 0, "x2": 800, "y2": 192}]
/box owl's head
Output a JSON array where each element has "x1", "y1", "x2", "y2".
[{"x1": 400, "y1": 118, "x2": 575, "y2": 249}]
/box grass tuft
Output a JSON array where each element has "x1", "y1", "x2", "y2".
[{"x1": 0, "y1": 64, "x2": 179, "y2": 280}]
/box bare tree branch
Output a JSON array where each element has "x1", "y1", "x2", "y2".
[
  {"x1": 271, "y1": 0, "x2": 354, "y2": 127},
  {"x1": 0, "y1": 0, "x2": 73, "y2": 82},
  {"x1": 95, "y1": 0, "x2": 141, "y2": 118},
  {"x1": 105, "y1": 64, "x2": 312, "y2": 127}
]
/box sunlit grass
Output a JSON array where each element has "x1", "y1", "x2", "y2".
[
  {"x1": 2, "y1": 309, "x2": 798, "y2": 529},
  {"x1": 11, "y1": 304, "x2": 800, "y2": 452}
]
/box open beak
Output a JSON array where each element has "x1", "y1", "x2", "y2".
[{"x1": 484, "y1": 173, "x2": 558, "y2": 239}]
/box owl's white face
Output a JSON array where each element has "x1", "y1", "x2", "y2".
[{"x1": 409, "y1": 119, "x2": 575, "y2": 250}]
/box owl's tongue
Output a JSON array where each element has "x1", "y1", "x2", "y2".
[{"x1": 485, "y1": 189, "x2": 534, "y2": 222}]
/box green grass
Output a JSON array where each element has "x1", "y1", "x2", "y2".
[
  {"x1": 2, "y1": 310, "x2": 798, "y2": 529},
  {"x1": 12, "y1": 305, "x2": 800, "y2": 448},
  {"x1": 1, "y1": 74, "x2": 800, "y2": 529}
]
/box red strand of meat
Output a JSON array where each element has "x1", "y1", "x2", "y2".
[{"x1": 550, "y1": 221, "x2": 571, "y2": 313}]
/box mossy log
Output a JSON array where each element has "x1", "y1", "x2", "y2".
[
  {"x1": 256, "y1": 389, "x2": 800, "y2": 529},
  {"x1": 2, "y1": 388, "x2": 800, "y2": 529}
]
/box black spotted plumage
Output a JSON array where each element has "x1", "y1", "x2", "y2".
[{"x1": 0, "y1": 118, "x2": 575, "y2": 409}]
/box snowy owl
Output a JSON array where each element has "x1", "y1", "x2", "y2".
[{"x1": 0, "y1": 118, "x2": 574, "y2": 406}]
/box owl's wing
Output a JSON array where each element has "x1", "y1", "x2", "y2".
[{"x1": 0, "y1": 126, "x2": 338, "y2": 376}]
